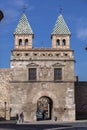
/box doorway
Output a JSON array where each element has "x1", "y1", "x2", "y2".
[{"x1": 36, "y1": 96, "x2": 52, "y2": 120}]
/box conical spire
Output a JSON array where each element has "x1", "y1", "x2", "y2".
[
  {"x1": 14, "y1": 13, "x2": 34, "y2": 35},
  {"x1": 51, "y1": 14, "x2": 71, "y2": 35}
]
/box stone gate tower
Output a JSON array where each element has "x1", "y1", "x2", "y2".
[{"x1": 10, "y1": 12, "x2": 76, "y2": 121}]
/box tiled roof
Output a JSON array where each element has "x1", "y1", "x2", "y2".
[
  {"x1": 14, "y1": 13, "x2": 34, "y2": 35},
  {"x1": 51, "y1": 14, "x2": 71, "y2": 35}
]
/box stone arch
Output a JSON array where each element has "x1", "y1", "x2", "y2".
[
  {"x1": 62, "y1": 39, "x2": 66, "y2": 46},
  {"x1": 32, "y1": 91, "x2": 56, "y2": 105},
  {"x1": 25, "y1": 39, "x2": 28, "y2": 46},
  {"x1": 19, "y1": 39, "x2": 22, "y2": 46},
  {"x1": 32, "y1": 90, "x2": 57, "y2": 120},
  {"x1": 36, "y1": 96, "x2": 53, "y2": 120},
  {"x1": 56, "y1": 39, "x2": 60, "y2": 46}
]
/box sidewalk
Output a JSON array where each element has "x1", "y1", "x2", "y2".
[
  {"x1": 0, "y1": 120, "x2": 87, "y2": 127},
  {"x1": 17, "y1": 120, "x2": 87, "y2": 127}
]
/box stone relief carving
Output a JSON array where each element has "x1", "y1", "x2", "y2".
[{"x1": 39, "y1": 65, "x2": 51, "y2": 79}]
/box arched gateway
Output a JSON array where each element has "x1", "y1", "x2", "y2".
[{"x1": 36, "y1": 96, "x2": 53, "y2": 120}]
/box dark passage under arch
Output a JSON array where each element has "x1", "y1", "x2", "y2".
[{"x1": 36, "y1": 96, "x2": 53, "y2": 121}]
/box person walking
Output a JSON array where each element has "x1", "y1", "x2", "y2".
[
  {"x1": 20, "y1": 112, "x2": 24, "y2": 123},
  {"x1": 16, "y1": 113, "x2": 19, "y2": 124}
]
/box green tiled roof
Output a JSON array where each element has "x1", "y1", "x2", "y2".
[
  {"x1": 51, "y1": 14, "x2": 71, "y2": 35},
  {"x1": 14, "y1": 13, "x2": 34, "y2": 35}
]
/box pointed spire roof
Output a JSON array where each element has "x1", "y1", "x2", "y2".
[
  {"x1": 51, "y1": 14, "x2": 71, "y2": 35},
  {"x1": 14, "y1": 13, "x2": 34, "y2": 35}
]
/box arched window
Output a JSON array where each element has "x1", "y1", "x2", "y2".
[
  {"x1": 62, "y1": 39, "x2": 66, "y2": 46},
  {"x1": 56, "y1": 39, "x2": 60, "y2": 46},
  {"x1": 25, "y1": 39, "x2": 28, "y2": 46},
  {"x1": 19, "y1": 39, "x2": 22, "y2": 46}
]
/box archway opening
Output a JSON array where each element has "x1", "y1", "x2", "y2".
[{"x1": 36, "y1": 96, "x2": 53, "y2": 121}]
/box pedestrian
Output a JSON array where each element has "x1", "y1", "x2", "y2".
[
  {"x1": 16, "y1": 113, "x2": 19, "y2": 124},
  {"x1": 20, "y1": 112, "x2": 24, "y2": 123},
  {"x1": 54, "y1": 116, "x2": 57, "y2": 121}
]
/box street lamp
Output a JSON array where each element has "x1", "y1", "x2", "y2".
[
  {"x1": 4, "y1": 102, "x2": 7, "y2": 120},
  {"x1": 10, "y1": 107, "x2": 12, "y2": 120}
]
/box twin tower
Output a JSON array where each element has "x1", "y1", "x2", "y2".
[{"x1": 13, "y1": 13, "x2": 71, "y2": 50}]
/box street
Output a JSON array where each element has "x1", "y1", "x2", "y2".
[
  {"x1": 0, "y1": 123, "x2": 73, "y2": 130},
  {"x1": 0, "y1": 121, "x2": 87, "y2": 130}
]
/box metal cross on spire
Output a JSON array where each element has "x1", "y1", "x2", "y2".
[
  {"x1": 22, "y1": 5, "x2": 27, "y2": 13},
  {"x1": 59, "y1": 6, "x2": 62, "y2": 14}
]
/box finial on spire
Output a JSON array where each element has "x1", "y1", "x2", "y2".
[
  {"x1": 22, "y1": 5, "x2": 27, "y2": 13},
  {"x1": 59, "y1": 6, "x2": 62, "y2": 14}
]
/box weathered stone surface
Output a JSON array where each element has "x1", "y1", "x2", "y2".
[{"x1": 0, "y1": 69, "x2": 12, "y2": 120}]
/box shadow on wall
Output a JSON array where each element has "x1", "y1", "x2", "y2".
[{"x1": 0, "y1": 117, "x2": 6, "y2": 121}]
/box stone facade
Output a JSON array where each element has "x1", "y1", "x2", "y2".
[
  {"x1": 10, "y1": 48, "x2": 76, "y2": 121},
  {"x1": 0, "y1": 69, "x2": 12, "y2": 120},
  {"x1": 0, "y1": 12, "x2": 87, "y2": 122}
]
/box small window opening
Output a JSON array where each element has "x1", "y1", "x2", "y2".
[
  {"x1": 62, "y1": 39, "x2": 66, "y2": 46},
  {"x1": 56, "y1": 54, "x2": 60, "y2": 57},
  {"x1": 34, "y1": 53, "x2": 37, "y2": 56},
  {"x1": 48, "y1": 53, "x2": 53, "y2": 56},
  {"x1": 42, "y1": 53, "x2": 45, "y2": 56},
  {"x1": 25, "y1": 39, "x2": 28, "y2": 46},
  {"x1": 65, "y1": 53, "x2": 68, "y2": 56},
  {"x1": 19, "y1": 39, "x2": 22, "y2": 46},
  {"x1": 17, "y1": 53, "x2": 20, "y2": 56},
  {"x1": 25, "y1": 53, "x2": 29, "y2": 56},
  {"x1": 56, "y1": 39, "x2": 60, "y2": 46}
]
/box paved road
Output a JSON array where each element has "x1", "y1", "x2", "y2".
[
  {"x1": 0, "y1": 121, "x2": 87, "y2": 130},
  {"x1": 0, "y1": 124, "x2": 71, "y2": 130}
]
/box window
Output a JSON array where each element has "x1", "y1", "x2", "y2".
[
  {"x1": 48, "y1": 53, "x2": 53, "y2": 56},
  {"x1": 25, "y1": 53, "x2": 29, "y2": 56},
  {"x1": 28, "y1": 68, "x2": 36, "y2": 81},
  {"x1": 62, "y1": 39, "x2": 66, "y2": 46},
  {"x1": 33, "y1": 53, "x2": 37, "y2": 56},
  {"x1": 19, "y1": 39, "x2": 22, "y2": 46},
  {"x1": 56, "y1": 39, "x2": 60, "y2": 46},
  {"x1": 64, "y1": 53, "x2": 68, "y2": 56},
  {"x1": 17, "y1": 53, "x2": 20, "y2": 56},
  {"x1": 25, "y1": 39, "x2": 28, "y2": 46},
  {"x1": 54, "y1": 68, "x2": 62, "y2": 80},
  {"x1": 56, "y1": 53, "x2": 60, "y2": 57}
]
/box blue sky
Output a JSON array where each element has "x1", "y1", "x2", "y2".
[{"x1": 0, "y1": 0, "x2": 87, "y2": 81}]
